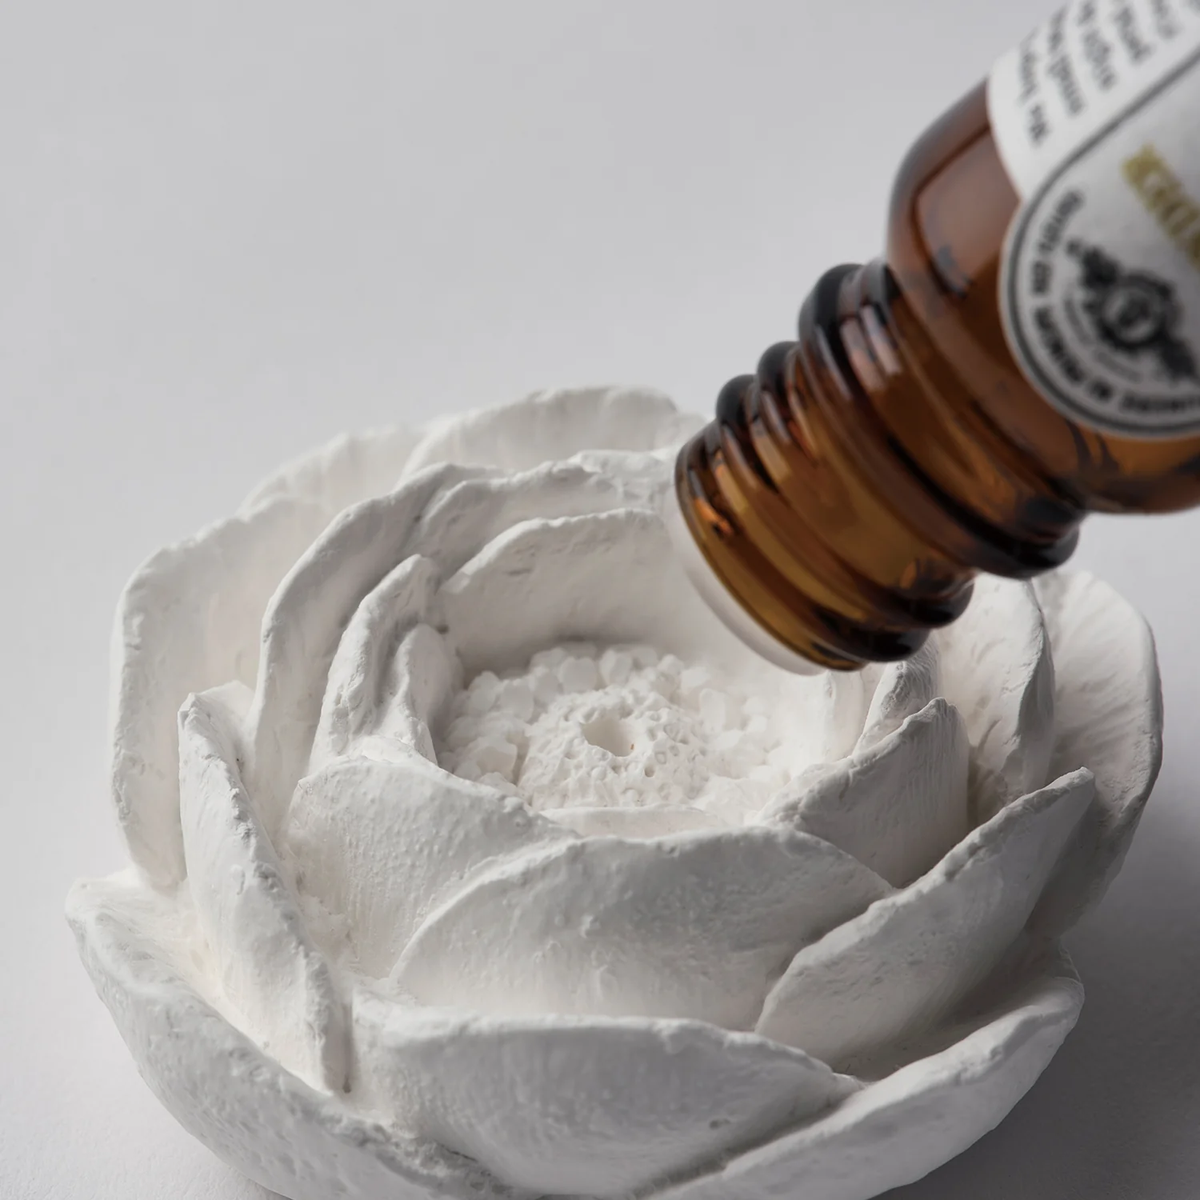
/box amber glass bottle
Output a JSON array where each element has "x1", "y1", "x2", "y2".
[{"x1": 673, "y1": 6, "x2": 1200, "y2": 672}]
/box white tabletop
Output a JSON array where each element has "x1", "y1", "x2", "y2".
[{"x1": 3, "y1": 3, "x2": 1198, "y2": 1198}]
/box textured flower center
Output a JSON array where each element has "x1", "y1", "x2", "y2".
[{"x1": 436, "y1": 642, "x2": 801, "y2": 822}]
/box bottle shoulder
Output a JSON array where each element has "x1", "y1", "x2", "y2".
[{"x1": 882, "y1": 81, "x2": 1200, "y2": 513}]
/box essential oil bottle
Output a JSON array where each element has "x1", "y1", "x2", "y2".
[{"x1": 670, "y1": 1, "x2": 1200, "y2": 672}]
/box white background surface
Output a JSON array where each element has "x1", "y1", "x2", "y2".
[{"x1": 3, "y1": 2, "x2": 1199, "y2": 1197}]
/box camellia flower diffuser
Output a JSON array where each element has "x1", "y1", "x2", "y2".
[{"x1": 70, "y1": 388, "x2": 1161, "y2": 1200}]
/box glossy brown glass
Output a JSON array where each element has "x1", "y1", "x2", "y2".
[{"x1": 676, "y1": 83, "x2": 1200, "y2": 671}]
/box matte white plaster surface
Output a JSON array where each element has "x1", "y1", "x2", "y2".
[
  {"x1": 65, "y1": 387, "x2": 1159, "y2": 1200},
  {"x1": 4, "y1": 3, "x2": 1199, "y2": 1200}
]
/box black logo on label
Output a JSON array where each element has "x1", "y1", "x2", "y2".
[{"x1": 1067, "y1": 239, "x2": 1198, "y2": 382}]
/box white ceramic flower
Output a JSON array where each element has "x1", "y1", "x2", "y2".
[{"x1": 68, "y1": 387, "x2": 1162, "y2": 1200}]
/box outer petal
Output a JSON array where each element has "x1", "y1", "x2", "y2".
[
  {"x1": 111, "y1": 495, "x2": 335, "y2": 886},
  {"x1": 763, "y1": 699, "x2": 969, "y2": 888},
  {"x1": 391, "y1": 828, "x2": 890, "y2": 1030},
  {"x1": 283, "y1": 756, "x2": 573, "y2": 979},
  {"x1": 179, "y1": 691, "x2": 347, "y2": 1091},
  {"x1": 242, "y1": 426, "x2": 422, "y2": 519},
  {"x1": 354, "y1": 994, "x2": 856, "y2": 1196},
  {"x1": 402, "y1": 386, "x2": 703, "y2": 474},
  {"x1": 756, "y1": 769, "x2": 1093, "y2": 1072},
  {"x1": 649, "y1": 949, "x2": 1083, "y2": 1200},
  {"x1": 936, "y1": 576, "x2": 1056, "y2": 823},
  {"x1": 1031, "y1": 569, "x2": 1163, "y2": 933},
  {"x1": 66, "y1": 875, "x2": 527, "y2": 1200}
]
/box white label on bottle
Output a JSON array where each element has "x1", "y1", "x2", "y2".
[{"x1": 989, "y1": 2, "x2": 1200, "y2": 438}]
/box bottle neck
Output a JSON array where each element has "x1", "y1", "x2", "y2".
[
  {"x1": 663, "y1": 481, "x2": 825, "y2": 676},
  {"x1": 672, "y1": 260, "x2": 1084, "y2": 672}
]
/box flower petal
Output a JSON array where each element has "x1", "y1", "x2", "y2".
[
  {"x1": 366, "y1": 623, "x2": 460, "y2": 764},
  {"x1": 440, "y1": 508, "x2": 741, "y2": 676},
  {"x1": 649, "y1": 948, "x2": 1082, "y2": 1200},
  {"x1": 111, "y1": 495, "x2": 336, "y2": 886},
  {"x1": 794, "y1": 666, "x2": 883, "y2": 765},
  {"x1": 763, "y1": 699, "x2": 969, "y2": 888},
  {"x1": 241, "y1": 426, "x2": 421, "y2": 519},
  {"x1": 855, "y1": 641, "x2": 939, "y2": 752},
  {"x1": 354, "y1": 995, "x2": 855, "y2": 1197},
  {"x1": 403, "y1": 386, "x2": 702, "y2": 475},
  {"x1": 935, "y1": 576, "x2": 1056, "y2": 822},
  {"x1": 755, "y1": 769, "x2": 1093, "y2": 1072},
  {"x1": 540, "y1": 806, "x2": 730, "y2": 837},
  {"x1": 1031, "y1": 569, "x2": 1163, "y2": 934},
  {"x1": 178, "y1": 691, "x2": 347, "y2": 1091},
  {"x1": 66, "y1": 874, "x2": 524, "y2": 1200},
  {"x1": 308, "y1": 556, "x2": 443, "y2": 771},
  {"x1": 391, "y1": 828, "x2": 890, "y2": 1030},
  {"x1": 242, "y1": 464, "x2": 480, "y2": 836},
  {"x1": 283, "y1": 756, "x2": 573, "y2": 979},
  {"x1": 404, "y1": 454, "x2": 671, "y2": 578}
]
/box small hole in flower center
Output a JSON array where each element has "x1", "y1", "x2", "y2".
[{"x1": 582, "y1": 715, "x2": 635, "y2": 757}]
